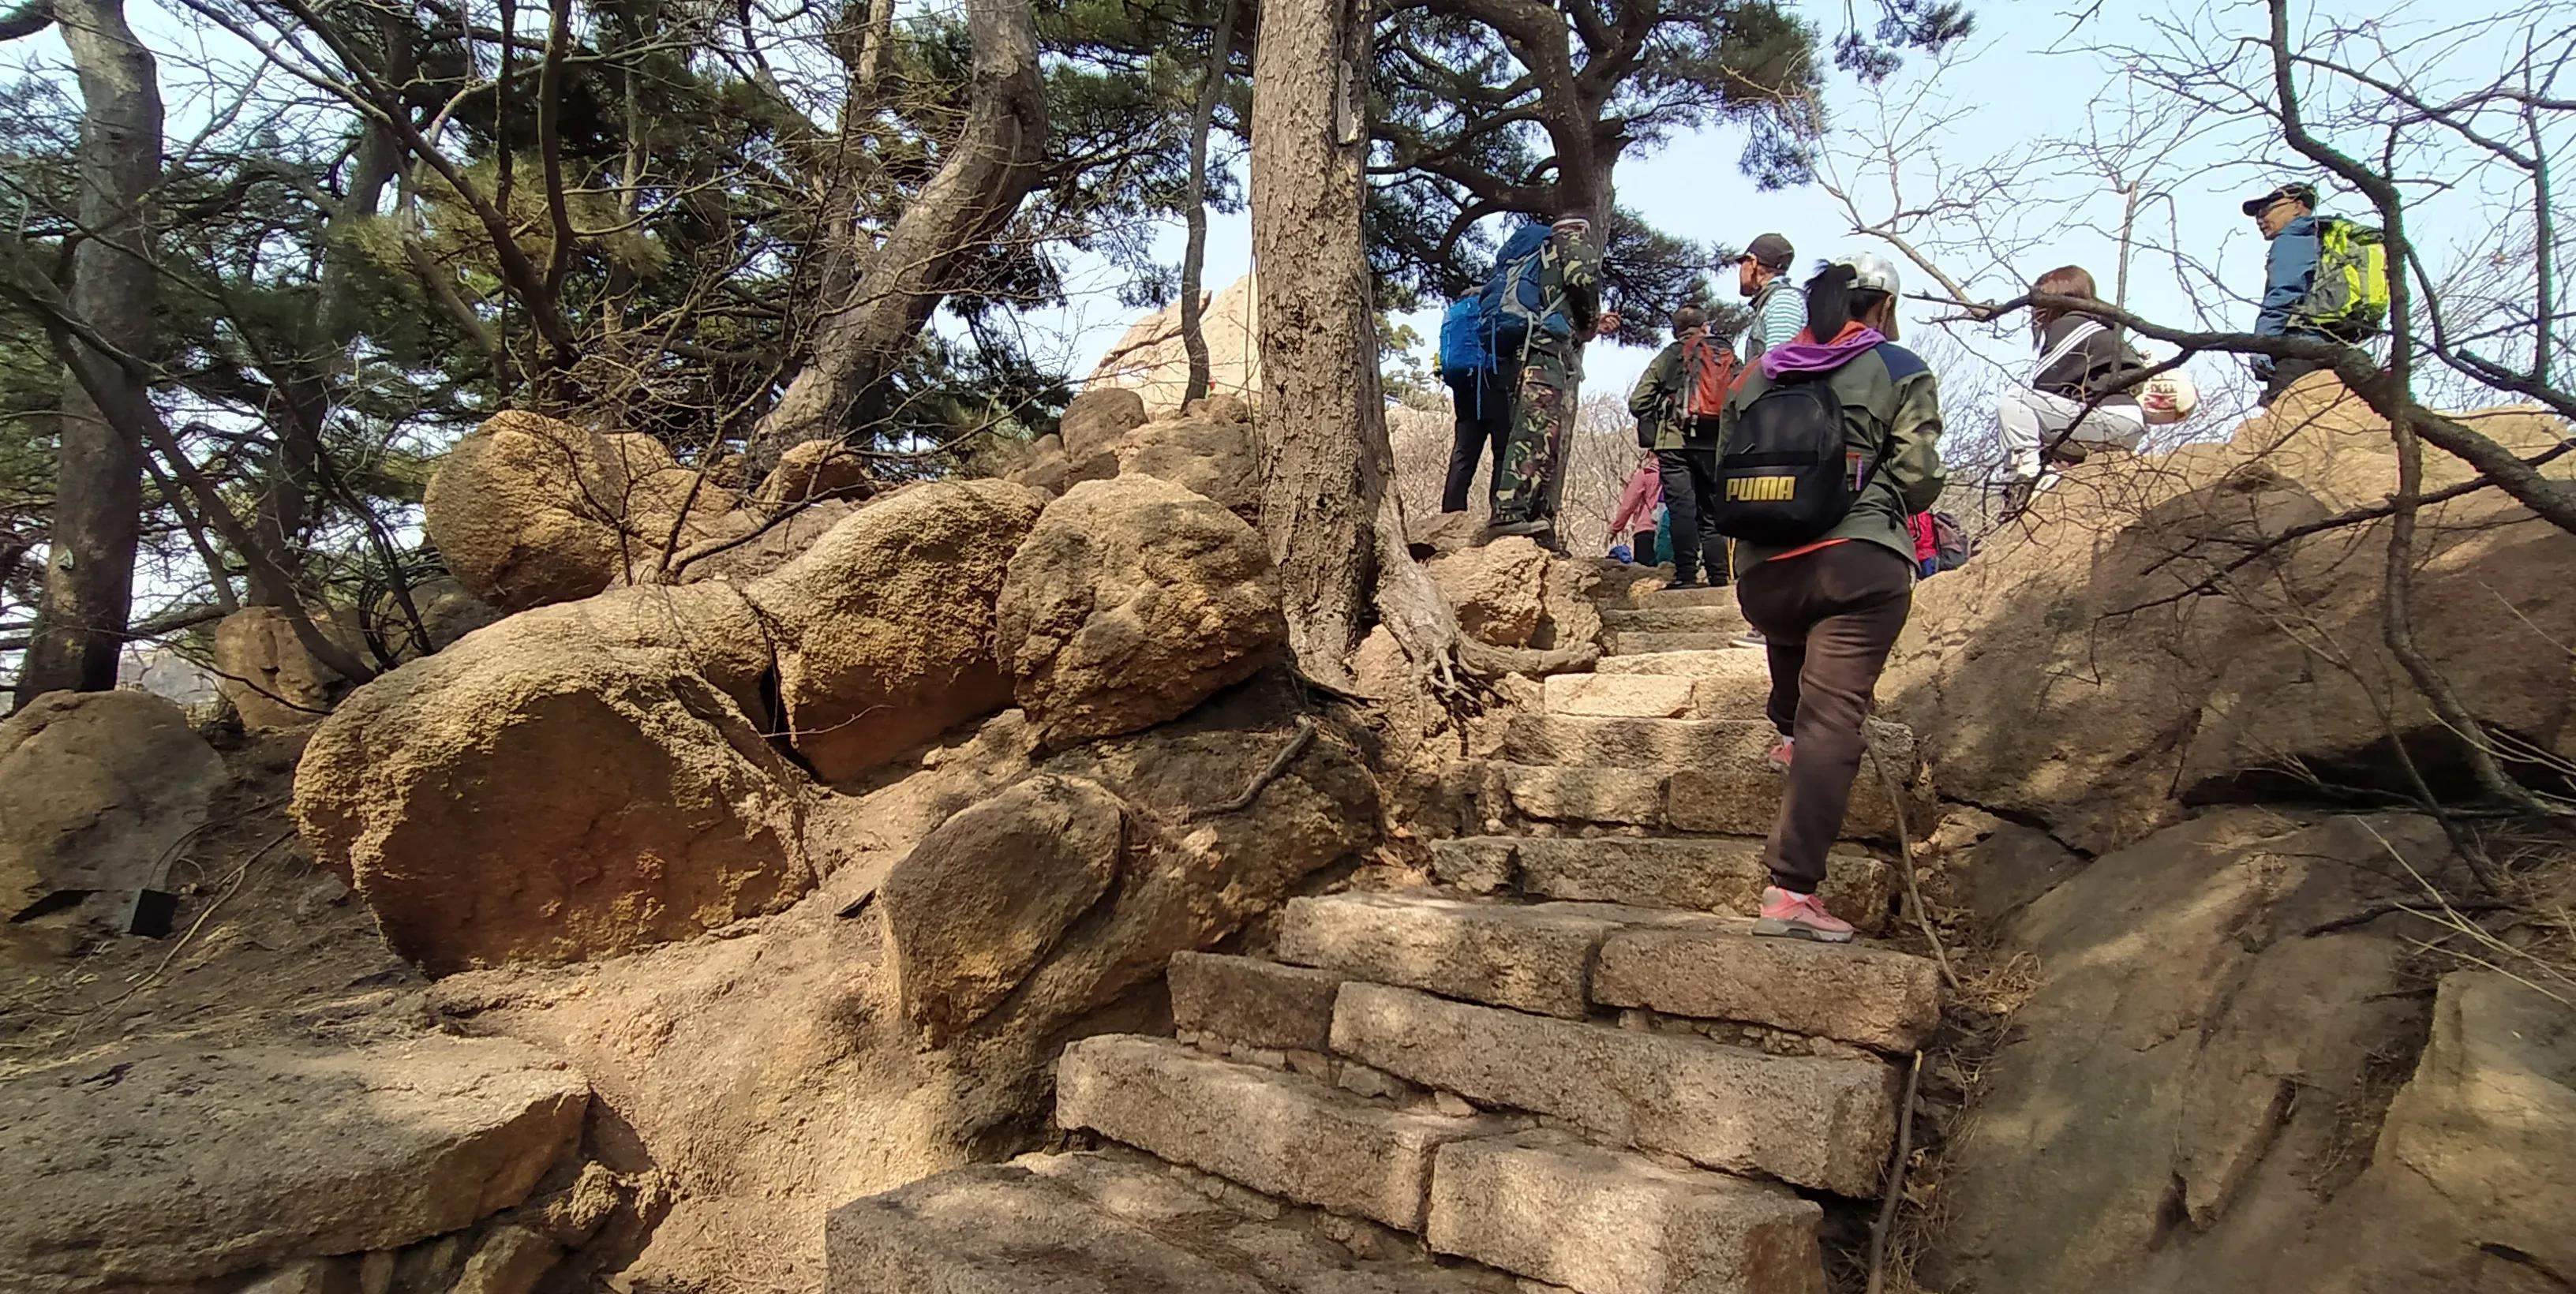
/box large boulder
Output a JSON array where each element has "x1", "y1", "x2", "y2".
[
  {"x1": 1002, "y1": 432, "x2": 1071, "y2": 496},
  {"x1": 883, "y1": 684, "x2": 1380, "y2": 1044},
  {"x1": 754, "y1": 439, "x2": 874, "y2": 505},
  {"x1": 0, "y1": 1036, "x2": 586, "y2": 1294},
  {"x1": 1885, "y1": 390, "x2": 2576, "y2": 855},
  {"x1": 294, "y1": 583, "x2": 811, "y2": 974},
  {"x1": 424, "y1": 412, "x2": 736, "y2": 611},
  {"x1": 2364, "y1": 970, "x2": 2576, "y2": 1281},
  {"x1": 379, "y1": 575, "x2": 503, "y2": 658},
  {"x1": 0, "y1": 690, "x2": 227, "y2": 918},
  {"x1": 745, "y1": 479, "x2": 1049, "y2": 781},
  {"x1": 880, "y1": 774, "x2": 1125, "y2": 1044},
  {"x1": 1928, "y1": 810, "x2": 2485, "y2": 1292},
  {"x1": 1427, "y1": 537, "x2": 1550, "y2": 648},
  {"x1": 663, "y1": 497, "x2": 861, "y2": 587},
  {"x1": 1067, "y1": 408, "x2": 1264, "y2": 524},
  {"x1": 213, "y1": 606, "x2": 365, "y2": 729},
  {"x1": 997, "y1": 476, "x2": 1286, "y2": 745},
  {"x1": 1058, "y1": 387, "x2": 1148, "y2": 481},
  {"x1": 1084, "y1": 272, "x2": 1264, "y2": 413}
]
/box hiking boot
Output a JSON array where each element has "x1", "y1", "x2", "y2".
[
  {"x1": 1732, "y1": 629, "x2": 1765, "y2": 649},
  {"x1": 1752, "y1": 886, "x2": 1855, "y2": 944},
  {"x1": 1998, "y1": 477, "x2": 2037, "y2": 521},
  {"x1": 1765, "y1": 735, "x2": 1795, "y2": 770},
  {"x1": 2041, "y1": 437, "x2": 2090, "y2": 466},
  {"x1": 1485, "y1": 518, "x2": 1552, "y2": 539},
  {"x1": 1664, "y1": 574, "x2": 1706, "y2": 591}
]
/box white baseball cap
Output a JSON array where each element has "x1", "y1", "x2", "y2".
[{"x1": 1830, "y1": 252, "x2": 1901, "y2": 297}]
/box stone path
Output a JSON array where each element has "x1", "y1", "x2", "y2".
[{"x1": 827, "y1": 582, "x2": 1943, "y2": 1294}]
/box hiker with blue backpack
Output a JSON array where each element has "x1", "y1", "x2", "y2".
[
  {"x1": 1481, "y1": 215, "x2": 1616, "y2": 548},
  {"x1": 2242, "y1": 181, "x2": 2388, "y2": 406},
  {"x1": 1707, "y1": 252, "x2": 1948, "y2": 943},
  {"x1": 1434, "y1": 297, "x2": 1515, "y2": 513}
]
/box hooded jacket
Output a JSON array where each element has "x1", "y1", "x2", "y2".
[{"x1": 1720, "y1": 323, "x2": 1949, "y2": 567}]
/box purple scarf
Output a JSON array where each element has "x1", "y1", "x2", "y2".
[{"x1": 1759, "y1": 325, "x2": 1889, "y2": 379}]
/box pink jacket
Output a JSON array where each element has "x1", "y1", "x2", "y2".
[
  {"x1": 1609, "y1": 464, "x2": 1663, "y2": 535},
  {"x1": 1908, "y1": 513, "x2": 1938, "y2": 563}
]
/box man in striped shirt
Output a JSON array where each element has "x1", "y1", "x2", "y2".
[
  {"x1": 1734, "y1": 232, "x2": 1804, "y2": 361},
  {"x1": 1728, "y1": 232, "x2": 1803, "y2": 648}
]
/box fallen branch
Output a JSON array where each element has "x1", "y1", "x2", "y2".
[
  {"x1": 1867, "y1": 742, "x2": 1962, "y2": 993},
  {"x1": 1190, "y1": 716, "x2": 1317, "y2": 821},
  {"x1": 1866, "y1": 1049, "x2": 1925, "y2": 1294},
  {"x1": 2301, "y1": 898, "x2": 2510, "y2": 937}
]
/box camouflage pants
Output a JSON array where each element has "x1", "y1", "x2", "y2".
[{"x1": 1489, "y1": 340, "x2": 1578, "y2": 527}]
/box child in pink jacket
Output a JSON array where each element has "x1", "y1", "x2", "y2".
[{"x1": 1609, "y1": 454, "x2": 1664, "y2": 563}]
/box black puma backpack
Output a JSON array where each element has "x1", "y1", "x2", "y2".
[{"x1": 1709, "y1": 376, "x2": 1866, "y2": 544}]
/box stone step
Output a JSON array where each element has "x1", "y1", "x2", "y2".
[
  {"x1": 1607, "y1": 630, "x2": 1758, "y2": 655},
  {"x1": 1275, "y1": 892, "x2": 1934, "y2": 1053},
  {"x1": 1168, "y1": 952, "x2": 1342, "y2": 1055},
  {"x1": 1602, "y1": 605, "x2": 1750, "y2": 634},
  {"x1": 1054, "y1": 1034, "x2": 1503, "y2": 1231},
  {"x1": 1503, "y1": 713, "x2": 1780, "y2": 769},
  {"x1": 1592, "y1": 921, "x2": 1944, "y2": 1053},
  {"x1": 1541, "y1": 665, "x2": 1765, "y2": 721},
  {"x1": 1277, "y1": 892, "x2": 1719, "y2": 1019},
  {"x1": 1543, "y1": 671, "x2": 1705, "y2": 719},
  {"x1": 1331, "y1": 983, "x2": 1899, "y2": 1196},
  {"x1": 1596, "y1": 648, "x2": 1773, "y2": 686},
  {"x1": 1493, "y1": 724, "x2": 1923, "y2": 842},
  {"x1": 1605, "y1": 582, "x2": 1740, "y2": 610},
  {"x1": 1428, "y1": 1131, "x2": 1826, "y2": 1294},
  {"x1": 1428, "y1": 836, "x2": 1896, "y2": 935},
  {"x1": 828, "y1": 1150, "x2": 1522, "y2": 1294}
]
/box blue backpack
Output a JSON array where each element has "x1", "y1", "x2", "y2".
[
  {"x1": 1437, "y1": 297, "x2": 1491, "y2": 381},
  {"x1": 1476, "y1": 222, "x2": 1557, "y2": 354}
]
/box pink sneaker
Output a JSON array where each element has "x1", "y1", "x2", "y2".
[
  {"x1": 1753, "y1": 886, "x2": 1855, "y2": 943},
  {"x1": 1765, "y1": 736, "x2": 1795, "y2": 770}
]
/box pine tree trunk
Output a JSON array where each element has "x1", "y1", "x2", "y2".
[
  {"x1": 1178, "y1": 0, "x2": 1237, "y2": 405},
  {"x1": 15, "y1": 0, "x2": 159, "y2": 705},
  {"x1": 745, "y1": 0, "x2": 1047, "y2": 474},
  {"x1": 1250, "y1": 0, "x2": 1465, "y2": 691}
]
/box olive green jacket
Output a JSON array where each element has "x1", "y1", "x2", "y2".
[
  {"x1": 1627, "y1": 338, "x2": 1690, "y2": 450},
  {"x1": 1627, "y1": 334, "x2": 1734, "y2": 451},
  {"x1": 1721, "y1": 341, "x2": 1949, "y2": 567}
]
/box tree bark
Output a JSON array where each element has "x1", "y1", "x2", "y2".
[
  {"x1": 744, "y1": 0, "x2": 1048, "y2": 473},
  {"x1": 1252, "y1": 0, "x2": 1466, "y2": 691},
  {"x1": 1178, "y1": 0, "x2": 1238, "y2": 404},
  {"x1": 15, "y1": 0, "x2": 158, "y2": 705}
]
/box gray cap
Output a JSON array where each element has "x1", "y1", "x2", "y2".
[{"x1": 1740, "y1": 233, "x2": 1795, "y2": 271}]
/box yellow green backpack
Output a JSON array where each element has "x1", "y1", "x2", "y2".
[{"x1": 2300, "y1": 216, "x2": 2391, "y2": 335}]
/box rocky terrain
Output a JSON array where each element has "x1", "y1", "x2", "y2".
[{"x1": 3, "y1": 372, "x2": 2570, "y2": 1294}]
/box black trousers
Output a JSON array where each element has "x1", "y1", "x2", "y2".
[
  {"x1": 1443, "y1": 369, "x2": 1514, "y2": 513},
  {"x1": 1655, "y1": 443, "x2": 1730, "y2": 585}
]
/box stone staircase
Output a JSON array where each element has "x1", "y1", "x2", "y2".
[{"x1": 827, "y1": 582, "x2": 1942, "y2": 1294}]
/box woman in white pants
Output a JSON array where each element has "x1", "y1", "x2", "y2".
[{"x1": 1999, "y1": 266, "x2": 2148, "y2": 515}]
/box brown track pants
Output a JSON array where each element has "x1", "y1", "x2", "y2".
[{"x1": 1733, "y1": 541, "x2": 1915, "y2": 895}]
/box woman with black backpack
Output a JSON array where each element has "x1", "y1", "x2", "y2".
[{"x1": 1713, "y1": 252, "x2": 1948, "y2": 943}]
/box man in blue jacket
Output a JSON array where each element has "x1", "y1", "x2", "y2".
[{"x1": 2243, "y1": 181, "x2": 2343, "y2": 406}]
